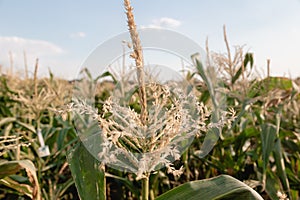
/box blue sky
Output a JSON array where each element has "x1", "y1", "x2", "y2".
[{"x1": 1, "y1": 0, "x2": 300, "y2": 79}]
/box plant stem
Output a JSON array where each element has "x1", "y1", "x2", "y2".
[
  {"x1": 23, "y1": 51, "x2": 29, "y2": 79},
  {"x1": 223, "y1": 25, "x2": 234, "y2": 90},
  {"x1": 33, "y1": 58, "x2": 39, "y2": 98},
  {"x1": 142, "y1": 175, "x2": 149, "y2": 200},
  {"x1": 9, "y1": 51, "x2": 13, "y2": 75}
]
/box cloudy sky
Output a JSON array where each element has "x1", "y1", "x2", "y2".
[{"x1": 1, "y1": 0, "x2": 300, "y2": 79}]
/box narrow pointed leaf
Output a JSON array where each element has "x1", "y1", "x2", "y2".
[
  {"x1": 0, "y1": 160, "x2": 41, "y2": 200},
  {"x1": 260, "y1": 124, "x2": 277, "y2": 173},
  {"x1": 273, "y1": 139, "x2": 291, "y2": 198},
  {"x1": 232, "y1": 53, "x2": 253, "y2": 84}
]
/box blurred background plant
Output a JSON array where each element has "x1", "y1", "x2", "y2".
[{"x1": 0, "y1": 62, "x2": 78, "y2": 199}]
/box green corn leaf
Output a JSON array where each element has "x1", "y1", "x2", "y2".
[
  {"x1": 95, "y1": 71, "x2": 117, "y2": 84},
  {"x1": 260, "y1": 123, "x2": 277, "y2": 186},
  {"x1": 193, "y1": 58, "x2": 218, "y2": 109},
  {"x1": 67, "y1": 142, "x2": 106, "y2": 200},
  {"x1": 231, "y1": 53, "x2": 253, "y2": 85},
  {"x1": 0, "y1": 177, "x2": 33, "y2": 198},
  {"x1": 81, "y1": 67, "x2": 93, "y2": 81},
  {"x1": 156, "y1": 175, "x2": 263, "y2": 200},
  {"x1": 273, "y1": 139, "x2": 291, "y2": 198},
  {"x1": 265, "y1": 173, "x2": 281, "y2": 200},
  {"x1": 0, "y1": 160, "x2": 41, "y2": 200},
  {"x1": 273, "y1": 113, "x2": 291, "y2": 198}
]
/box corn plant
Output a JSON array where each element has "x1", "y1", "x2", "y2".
[
  {"x1": 66, "y1": 0, "x2": 264, "y2": 200},
  {"x1": 0, "y1": 70, "x2": 79, "y2": 199}
]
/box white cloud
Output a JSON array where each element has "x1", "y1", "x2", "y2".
[
  {"x1": 0, "y1": 36, "x2": 64, "y2": 55},
  {"x1": 70, "y1": 32, "x2": 86, "y2": 39},
  {"x1": 0, "y1": 36, "x2": 65, "y2": 76},
  {"x1": 141, "y1": 17, "x2": 182, "y2": 29}
]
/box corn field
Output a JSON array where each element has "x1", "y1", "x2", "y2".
[{"x1": 1, "y1": 1, "x2": 300, "y2": 200}]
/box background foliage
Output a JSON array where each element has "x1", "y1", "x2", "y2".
[{"x1": 0, "y1": 44, "x2": 299, "y2": 199}]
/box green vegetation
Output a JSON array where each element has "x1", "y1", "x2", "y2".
[
  {"x1": 1, "y1": 0, "x2": 299, "y2": 199},
  {"x1": 1, "y1": 45, "x2": 299, "y2": 199}
]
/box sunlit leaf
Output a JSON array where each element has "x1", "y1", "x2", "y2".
[{"x1": 156, "y1": 175, "x2": 263, "y2": 200}]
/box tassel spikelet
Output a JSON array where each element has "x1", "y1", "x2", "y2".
[{"x1": 124, "y1": 0, "x2": 148, "y2": 124}]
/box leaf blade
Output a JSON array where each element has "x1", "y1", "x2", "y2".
[{"x1": 156, "y1": 175, "x2": 263, "y2": 200}]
